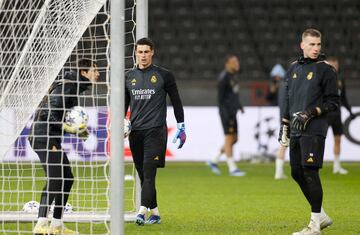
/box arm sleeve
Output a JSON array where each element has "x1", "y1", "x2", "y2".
[
  {"x1": 49, "y1": 83, "x2": 78, "y2": 122},
  {"x1": 340, "y1": 78, "x2": 352, "y2": 113},
  {"x1": 124, "y1": 73, "x2": 130, "y2": 115},
  {"x1": 217, "y1": 77, "x2": 226, "y2": 106},
  {"x1": 319, "y1": 68, "x2": 340, "y2": 114},
  {"x1": 282, "y1": 71, "x2": 290, "y2": 120},
  {"x1": 164, "y1": 71, "x2": 184, "y2": 123}
]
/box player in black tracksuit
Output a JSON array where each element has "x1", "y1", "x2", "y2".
[
  {"x1": 278, "y1": 29, "x2": 339, "y2": 234},
  {"x1": 206, "y1": 55, "x2": 245, "y2": 176},
  {"x1": 326, "y1": 57, "x2": 354, "y2": 174},
  {"x1": 125, "y1": 38, "x2": 186, "y2": 225},
  {"x1": 30, "y1": 59, "x2": 99, "y2": 234}
]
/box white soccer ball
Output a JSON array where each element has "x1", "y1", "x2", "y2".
[
  {"x1": 124, "y1": 118, "x2": 131, "y2": 138},
  {"x1": 65, "y1": 106, "x2": 89, "y2": 131},
  {"x1": 22, "y1": 201, "x2": 40, "y2": 213}
]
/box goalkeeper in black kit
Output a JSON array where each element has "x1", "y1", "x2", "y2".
[
  {"x1": 30, "y1": 58, "x2": 99, "y2": 235},
  {"x1": 125, "y1": 38, "x2": 186, "y2": 225},
  {"x1": 278, "y1": 29, "x2": 339, "y2": 235}
]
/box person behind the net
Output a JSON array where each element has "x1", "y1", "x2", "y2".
[
  {"x1": 206, "y1": 55, "x2": 246, "y2": 177},
  {"x1": 326, "y1": 56, "x2": 355, "y2": 175},
  {"x1": 30, "y1": 58, "x2": 99, "y2": 234},
  {"x1": 278, "y1": 28, "x2": 339, "y2": 235},
  {"x1": 266, "y1": 63, "x2": 288, "y2": 180},
  {"x1": 125, "y1": 38, "x2": 186, "y2": 225}
]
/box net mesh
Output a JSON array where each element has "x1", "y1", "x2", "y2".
[{"x1": 0, "y1": 0, "x2": 137, "y2": 234}]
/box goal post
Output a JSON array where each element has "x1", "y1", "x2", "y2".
[{"x1": 0, "y1": 0, "x2": 143, "y2": 234}]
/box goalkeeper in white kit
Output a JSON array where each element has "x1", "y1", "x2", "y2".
[{"x1": 29, "y1": 58, "x2": 99, "y2": 234}]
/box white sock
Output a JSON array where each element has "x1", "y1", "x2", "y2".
[
  {"x1": 138, "y1": 206, "x2": 147, "y2": 215},
  {"x1": 50, "y1": 218, "x2": 63, "y2": 228},
  {"x1": 310, "y1": 212, "x2": 321, "y2": 229},
  {"x1": 333, "y1": 154, "x2": 340, "y2": 169},
  {"x1": 212, "y1": 153, "x2": 224, "y2": 164},
  {"x1": 36, "y1": 217, "x2": 48, "y2": 226},
  {"x1": 275, "y1": 158, "x2": 284, "y2": 176},
  {"x1": 226, "y1": 157, "x2": 238, "y2": 172},
  {"x1": 150, "y1": 207, "x2": 160, "y2": 216}
]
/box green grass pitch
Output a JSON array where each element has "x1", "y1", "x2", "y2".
[{"x1": 2, "y1": 162, "x2": 360, "y2": 234}]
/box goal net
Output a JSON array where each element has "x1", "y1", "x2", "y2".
[{"x1": 0, "y1": 0, "x2": 138, "y2": 234}]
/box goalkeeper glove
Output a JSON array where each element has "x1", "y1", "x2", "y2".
[
  {"x1": 172, "y1": 122, "x2": 186, "y2": 149},
  {"x1": 278, "y1": 120, "x2": 290, "y2": 147},
  {"x1": 292, "y1": 107, "x2": 318, "y2": 131},
  {"x1": 78, "y1": 128, "x2": 89, "y2": 141},
  {"x1": 63, "y1": 123, "x2": 89, "y2": 141}
]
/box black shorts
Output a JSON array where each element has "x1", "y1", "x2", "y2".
[
  {"x1": 327, "y1": 112, "x2": 343, "y2": 135},
  {"x1": 129, "y1": 125, "x2": 168, "y2": 168},
  {"x1": 289, "y1": 135, "x2": 325, "y2": 168},
  {"x1": 220, "y1": 111, "x2": 238, "y2": 135}
]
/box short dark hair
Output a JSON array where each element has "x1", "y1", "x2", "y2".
[
  {"x1": 302, "y1": 28, "x2": 322, "y2": 40},
  {"x1": 135, "y1": 37, "x2": 154, "y2": 50},
  {"x1": 224, "y1": 54, "x2": 239, "y2": 64},
  {"x1": 78, "y1": 58, "x2": 96, "y2": 73}
]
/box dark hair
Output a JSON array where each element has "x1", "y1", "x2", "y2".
[
  {"x1": 224, "y1": 54, "x2": 239, "y2": 64},
  {"x1": 135, "y1": 37, "x2": 155, "y2": 50},
  {"x1": 302, "y1": 28, "x2": 322, "y2": 40},
  {"x1": 78, "y1": 58, "x2": 96, "y2": 73}
]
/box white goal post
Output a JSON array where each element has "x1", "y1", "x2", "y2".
[{"x1": 0, "y1": 0, "x2": 144, "y2": 234}]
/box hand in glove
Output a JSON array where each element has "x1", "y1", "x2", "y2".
[
  {"x1": 77, "y1": 128, "x2": 89, "y2": 141},
  {"x1": 278, "y1": 119, "x2": 290, "y2": 147},
  {"x1": 63, "y1": 123, "x2": 89, "y2": 141},
  {"x1": 172, "y1": 122, "x2": 186, "y2": 149},
  {"x1": 292, "y1": 108, "x2": 319, "y2": 131}
]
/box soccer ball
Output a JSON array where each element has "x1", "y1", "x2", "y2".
[
  {"x1": 124, "y1": 118, "x2": 131, "y2": 138},
  {"x1": 22, "y1": 201, "x2": 40, "y2": 213},
  {"x1": 65, "y1": 106, "x2": 89, "y2": 131}
]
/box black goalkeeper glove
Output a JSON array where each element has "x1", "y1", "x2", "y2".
[
  {"x1": 292, "y1": 108, "x2": 318, "y2": 131},
  {"x1": 78, "y1": 128, "x2": 89, "y2": 141},
  {"x1": 278, "y1": 120, "x2": 290, "y2": 147}
]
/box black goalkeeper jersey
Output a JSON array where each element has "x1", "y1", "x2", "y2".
[
  {"x1": 125, "y1": 64, "x2": 184, "y2": 131},
  {"x1": 217, "y1": 70, "x2": 243, "y2": 116},
  {"x1": 283, "y1": 55, "x2": 340, "y2": 137},
  {"x1": 31, "y1": 70, "x2": 92, "y2": 138}
]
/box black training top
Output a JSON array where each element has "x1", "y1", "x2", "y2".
[
  {"x1": 125, "y1": 64, "x2": 184, "y2": 131},
  {"x1": 217, "y1": 70, "x2": 243, "y2": 116},
  {"x1": 31, "y1": 70, "x2": 92, "y2": 138},
  {"x1": 283, "y1": 55, "x2": 340, "y2": 137}
]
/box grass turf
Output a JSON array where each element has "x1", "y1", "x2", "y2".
[
  {"x1": 125, "y1": 162, "x2": 360, "y2": 235},
  {"x1": 1, "y1": 162, "x2": 360, "y2": 234}
]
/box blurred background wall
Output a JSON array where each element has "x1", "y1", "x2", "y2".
[{"x1": 147, "y1": 0, "x2": 360, "y2": 106}]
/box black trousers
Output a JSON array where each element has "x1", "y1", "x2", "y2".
[
  {"x1": 129, "y1": 126, "x2": 167, "y2": 209},
  {"x1": 290, "y1": 136, "x2": 324, "y2": 213},
  {"x1": 31, "y1": 137, "x2": 74, "y2": 219}
]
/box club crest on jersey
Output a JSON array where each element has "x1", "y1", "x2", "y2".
[
  {"x1": 150, "y1": 75, "x2": 157, "y2": 83},
  {"x1": 131, "y1": 78, "x2": 136, "y2": 86},
  {"x1": 154, "y1": 156, "x2": 159, "y2": 161},
  {"x1": 292, "y1": 73, "x2": 297, "y2": 79},
  {"x1": 307, "y1": 72, "x2": 313, "y2": 80}
]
